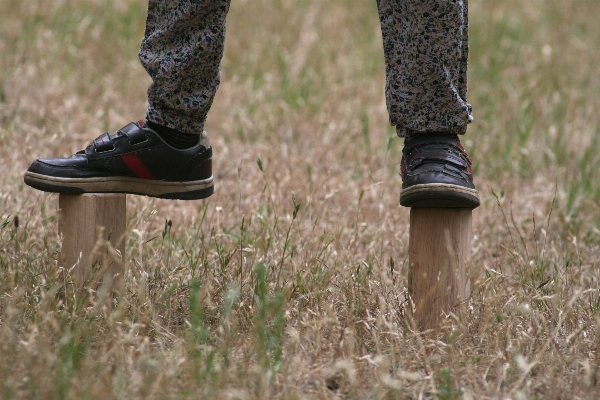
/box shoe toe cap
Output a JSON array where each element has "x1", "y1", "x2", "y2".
[{"x1": 27, "y1": 154, "x2": 93, "y2": 178}]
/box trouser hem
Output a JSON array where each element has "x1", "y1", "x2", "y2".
[{"x1": 146, "y1": 107, "x2": 207, "y2": 135}]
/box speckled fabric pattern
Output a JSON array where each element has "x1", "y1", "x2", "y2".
[
  {"x1": 139, "y1": 0, "x2": 472, "y2": 137},
  {"x1": 377, "y1": 0, "x2": 472, "y2": 137},
  {"x1": 139, "y1": 0, "x2": 230, "y2": 135}
]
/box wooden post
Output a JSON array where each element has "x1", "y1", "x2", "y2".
[
  {"x1": 58, "y1": 194, "x2": 126, "y2": 290},
  {"x1": 408, "y1": 208, "x2": 472, "y2": 330}
]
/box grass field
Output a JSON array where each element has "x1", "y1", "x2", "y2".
[{"x1": 2, "y1": 0, "x2": 600, "y2": 398}]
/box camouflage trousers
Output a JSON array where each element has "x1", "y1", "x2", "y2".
[{"x1": 140, "y1": 0, "x2": 472, "y2": 137}]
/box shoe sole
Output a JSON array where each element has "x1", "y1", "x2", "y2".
[
  {"x1": 24, "y1": 172, "x2": 214, "y2": 200},
  {"x1": 400, "y1": 183, "x2": 480, "y2": 209}
]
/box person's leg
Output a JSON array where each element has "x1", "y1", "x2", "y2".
[
  {"x1": 377, "y1": 0, "x2": 471, "y2": 136},
  {"x1": 377, "y1": 0, "x2": 479, "y2": 208},
  {"x1": 141, "y1": 0, "x2": 231, "y2": 138},
  {"x1": 24, "y1": 0, "x2": 230, "y2": 200}
]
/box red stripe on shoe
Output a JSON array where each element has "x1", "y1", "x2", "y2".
[{"x1": 121, "y1": 153, "x2": 155, "y2": 180}]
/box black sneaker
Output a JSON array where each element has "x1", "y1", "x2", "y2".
[
  {"x1": 400, "y1": 133, "x2": 480, "y2": 208},
  {"x1": 24, "y1": 121, "x2": 214, "y2": 200}
]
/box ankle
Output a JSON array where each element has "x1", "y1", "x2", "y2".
[
  {"x1": 146, "y1": 120, "x2": 199, "y2": 149},
  {"x1": 404, "y1": 131, "x2": 459, "y2": 146}
]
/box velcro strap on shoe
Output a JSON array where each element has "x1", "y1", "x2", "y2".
[
  {"x1": 119, "y1": 122, "x2": 149, "y2": 145},
  {"x1": 93, "y1": 132, "x2": 115, "y2": 153},
  {"x1": 409, "y1": 148, "x2": 469, "y2": 169}
]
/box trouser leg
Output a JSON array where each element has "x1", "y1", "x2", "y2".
[
  {"x1": 139, "y1": 0, "x2": 231, "y2": 134},
  {"x1": 376, "y1": 0, "x2": 472, "y2": 137}
]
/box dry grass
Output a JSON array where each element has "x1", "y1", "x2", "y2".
[{"x1": 2, "y1": 0, "x2": 600, "y2": 398}]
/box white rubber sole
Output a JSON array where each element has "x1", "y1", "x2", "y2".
[
  {"x1": 400, "y1": 183, "x2": 480, "y2": 208},
  {"x1": 24, "y1": 171, "x2": 214, "y2": 200}
]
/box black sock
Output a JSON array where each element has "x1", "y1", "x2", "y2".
[{"x1": 146, "y1": 120, "x2": 200, "y2": 149}]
